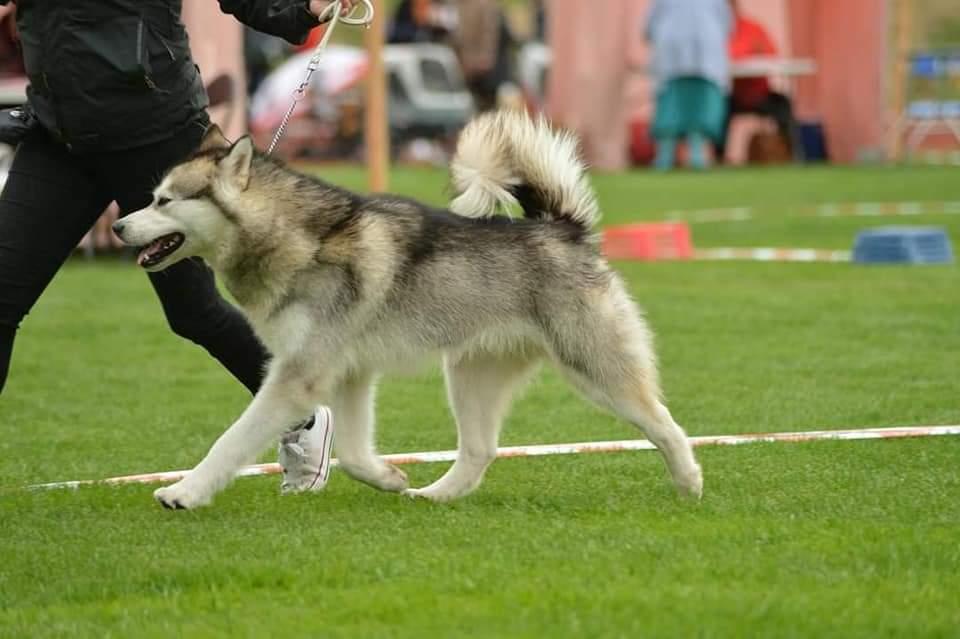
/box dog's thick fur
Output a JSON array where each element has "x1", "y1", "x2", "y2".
[{"x1": 115, "y1": 111, "x2": 702, "y2": 509}]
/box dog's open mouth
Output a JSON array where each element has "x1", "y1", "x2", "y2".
[{"x1": 137, "y1": 233, "x2": 185, "y2": 268}]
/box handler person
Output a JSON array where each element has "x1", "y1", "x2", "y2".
[{"x1": 0, "y1": 0, "x2": 357, "y2": 492}]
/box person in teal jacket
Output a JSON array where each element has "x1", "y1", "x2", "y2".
[{"x1": 645, "y1": 0, "x2": 732, "y2": 170}]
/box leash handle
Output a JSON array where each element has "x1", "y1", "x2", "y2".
[
  {"x1": 266, "y1": 0, "x2": 375, "y2": 156},
  {"x1": 315, "y1": 0, "x2": 375, "y2": 27}
]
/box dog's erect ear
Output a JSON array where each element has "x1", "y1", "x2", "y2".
[
  {"x1": 219, "y1": 136, "x2": 255, "y2": 190},
  {"x1": 199, "y1": 124, "x2": 231, "y2": 152}
]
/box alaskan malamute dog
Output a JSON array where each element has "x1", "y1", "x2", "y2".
[{"x1": 114, "y1": 111, "x2": 703, "y2": 509}]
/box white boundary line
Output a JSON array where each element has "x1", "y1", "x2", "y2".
[
  {"x1": 665, "y1": 201, "x2": 960, "y2": 224},
  {"x1": 28, "y1": 425, "x2": 960, "y2": 491},
  {"x1": 665, "y1": 207, "x2": 755, "y2": 223},
  {"x1": 693, "y1": 247, "x2": 851, "y2": 263}
]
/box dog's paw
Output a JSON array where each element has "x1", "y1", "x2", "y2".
[
  {"x1": 341, "y1": 460, "x2": 409, "y2": 493},
  {"x1": 675, "y1": 465, "x2": 703, "y2": 500},
  {"x1": 402, "y1": 485, "x2": 461, "y2": 503},
  {"x1": 154, "y1": 480, "x2": 212, "y2": 510},
  {"x1": 371, "y1": 464, "x2": 409, "y2": 493},
  {"x1": 403, "y1": 487, "x2": 432, "y2": 501}
]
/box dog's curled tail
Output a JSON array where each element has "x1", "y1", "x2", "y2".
[{"x1": 449, "y1": 110, "x2": 599, "y2": 229}]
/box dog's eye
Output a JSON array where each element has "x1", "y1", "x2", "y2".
[{"x1": 157, "y1": 196, "x2": 172, "y2": 207}]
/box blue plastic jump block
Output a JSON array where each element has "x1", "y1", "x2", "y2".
[{"x1": 853, "y1": 227, "x2": 954, "y2": 265}]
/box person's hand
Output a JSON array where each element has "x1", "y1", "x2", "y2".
[{"x1": 308, "y1": 0, "x2": 360, "y2": 20}]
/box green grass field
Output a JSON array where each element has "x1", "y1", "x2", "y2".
[{"x1": 1, "y1": 165, "x2": 959, "y2": 638}]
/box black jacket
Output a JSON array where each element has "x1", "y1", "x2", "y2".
[{"x1": 4, "y1": 0, "x2": 318, "y2": 152}]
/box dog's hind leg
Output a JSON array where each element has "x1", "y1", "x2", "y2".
[
  {"x1": 405, "y1": 352, "x2": 539, "y2": 502},
  {"x1": 548, "y1": 299, "x2": 703, "y2": 499},
  {"x1": 608, "y1": 387, "x2": 702, "y2": 499},
  {"x1": 561, "y1": 362, "x2": 702, "y2": 499},
  {"x1": 330, "y1": 373, "x2": 408, "y2": 493}
]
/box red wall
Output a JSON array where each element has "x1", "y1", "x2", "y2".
[
  {"x1": 547, "y1": 0, "x2": 637, "y2": 170},
  {"x1": 788, "y1": 0, "x2": 889, "y2": 163}
]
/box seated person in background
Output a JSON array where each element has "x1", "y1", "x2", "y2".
[{"x1": 720, "y1": 0, "x2": 800, "y2": 161}]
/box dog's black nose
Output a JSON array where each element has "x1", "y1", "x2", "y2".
[{"x1": 112, "y1": 220, "x2": 126, "y2": 236}]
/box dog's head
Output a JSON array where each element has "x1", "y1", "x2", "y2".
[{"x1": 113, "y1": 125, "x2": 255, "y2": 272}]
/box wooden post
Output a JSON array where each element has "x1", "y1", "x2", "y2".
[
  {"x1": 364, "y1": 0, "x2": 390, "y2": 192},
  {"x1": 887, "y1": 0, "x2": 913, "y2": 163}
]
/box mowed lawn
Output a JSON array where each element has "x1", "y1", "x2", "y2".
[{"x1": 1, "y1": 165, "x2": 958, "y2": 638}]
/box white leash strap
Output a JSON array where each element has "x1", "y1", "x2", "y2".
[{"x1": 266, "y1": 0, "x2": 375, "y2": 155}]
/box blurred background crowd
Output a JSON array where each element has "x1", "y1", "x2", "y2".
[{"x1": 0, "y1": 0, "x2": 956, "y2": 251}]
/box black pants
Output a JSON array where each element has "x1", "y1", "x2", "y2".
[
  {"x1": 0, "y1": 123, "x2": 269, "y2": 395},
  {"x1": 719, "y1": 91, "x2": 801, "y2": 161}
]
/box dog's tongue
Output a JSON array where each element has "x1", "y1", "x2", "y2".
[{"x1": 137, "y1": 238, "x2": 165, "y2": 266}]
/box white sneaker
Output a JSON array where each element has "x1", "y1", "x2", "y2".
[{"x1": 278, "y1": 406, "x2": 334, "y2": 494}]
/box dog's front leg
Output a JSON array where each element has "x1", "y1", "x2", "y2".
[{"x1": 154, "y1": 360, "x2": 321, "y2": 510}]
